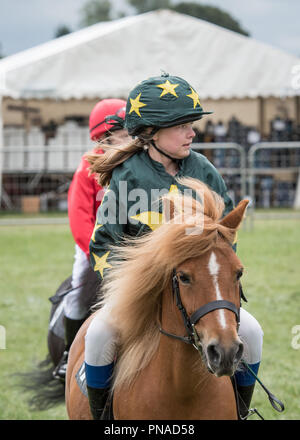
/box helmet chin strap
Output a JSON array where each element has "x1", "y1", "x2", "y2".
[{"x1": 150, "y1": 140, "x2": 180, "y2": 163}]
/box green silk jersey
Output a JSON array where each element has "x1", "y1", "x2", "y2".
[{"x1": 89, "y1": 149, "x2": 234, "y2": 279}]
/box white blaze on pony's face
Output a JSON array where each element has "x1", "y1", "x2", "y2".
[{"x1": 208, "y1": 251, "x2": 227, "y2": 330}]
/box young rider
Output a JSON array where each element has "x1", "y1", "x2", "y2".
[
  {"x1": 85, "y1": 74, "x2": 263, "y2": 419},
  {"x1": 53, "y1": 99, "x2": 129, "y2": 380}
]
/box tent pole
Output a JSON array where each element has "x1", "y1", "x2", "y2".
[
  {"x1": 296, "y1": 96, "x2": 300, "y2": 126},
  {"x1": 258, "y1": 97, "x2": 265, "y2": 136}
]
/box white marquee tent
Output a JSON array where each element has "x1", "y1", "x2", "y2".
[{"x1": 0, "y1": 9, "x2": 300, "y2": 101}]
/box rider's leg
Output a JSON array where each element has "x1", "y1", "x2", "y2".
[
  {"x1": 235, "y1": 307, "x2": 264, "y2": 418},
  {"x1": 53, "y1": 245, "x2": 90, "y2": 380},
  {"x1": 84, "y1": 306, "x2": 119, "y2": 419},
  {"x1": 84, "y1": 306, "x2": 263, "y2": 420}
]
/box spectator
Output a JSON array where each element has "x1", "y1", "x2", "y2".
[
  {"x1": 228, "y1": 115, "x2": 240, "y2": 141},
  {"x1": 203, "y1": 119, "x2": 215, "y2": 142},
  {"x1": 214, "y1": 120, "x2": 227, "y2": 142},
  {"x1": 247, "y1": 126, "x2": 261, "y2": 147},
  {"x1": 271, "y1": 116, "x2": 286, "y2": 141}
]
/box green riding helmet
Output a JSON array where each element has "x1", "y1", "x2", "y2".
[{"x1": 125, "y1": 73, "x2": 213, "y2": 136}]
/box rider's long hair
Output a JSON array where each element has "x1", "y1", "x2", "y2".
[{"x1": 86, "y1": 130, "x2": 153, "y2": 187}]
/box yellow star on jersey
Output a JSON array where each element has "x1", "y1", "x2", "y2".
[
  {"x1": 169, "y1": 184, "x2": 179, "y2": 194},
  {"x1": 187, "y1": 87, "x2": 201, "y2": 109},
  {"x1": 130, "y1": 211, "x2": 164, "y2": 231},
  {"x1": 91, "y1": 223, "x2": 103, "y2": 242},
  {"x1": 92, "y1": 251, "x2": 112, "y2": 278},
  {"x1": 130, "y1": 186, "x2": 179, "y2": 230},
  {"x1": 129, "y1": 93, "x2": 147, "y2": 117},
  {"x1": 157, "y1": 80, "x2": 179, "y2": 98}
]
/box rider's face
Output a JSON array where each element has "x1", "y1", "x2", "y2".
[{"x1": 152, "y1": 123, "x2": 196, "y2": 159}]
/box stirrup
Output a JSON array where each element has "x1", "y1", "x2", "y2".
[
  {"x1": 241, "y1": 407, "x2": 264, "y2": 420},
  {"x1": 52, "y1": 350, "x2": 69, "y2": 381}
]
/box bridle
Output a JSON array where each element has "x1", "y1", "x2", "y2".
[
  {"x1": 159, "y1": 269, "x2": 246, "y2": 353},
  {"x1": 159, "y1": 269, "x2": 285, "y2": 417}
]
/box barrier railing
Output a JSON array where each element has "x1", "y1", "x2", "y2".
[
  {"x1": 192, "y1": 142, "x2": 247, "y2": 203},
  {"x1": 1, "y1": 144, "x2": 90, "y2": 173},
  {"x1": 1, "y1": 142, "x2": 300, "y2": 215}
]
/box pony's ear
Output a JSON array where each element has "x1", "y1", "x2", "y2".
[
  {"x1": 219, "y1": 199, "x2": 249, "y2": 230},
  {"x1": 162, "y1": 197, "x2": 176, "y2": 223},
  {"x1": 162, "y1": 197, "x2": 183, "y2": 223}
]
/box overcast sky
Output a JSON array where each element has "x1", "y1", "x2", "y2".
[{"x1": 0, "y1": 0, "x2": 299, "y2": 58}]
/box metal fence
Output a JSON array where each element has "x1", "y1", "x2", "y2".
[
  {"x1": 2, "y1": 144, "x2": 89, "y2": 173},
  {"x1": 248, "y1": 142, "x2": 300, "y2": 207},
  {"x1": 1, "y1": 141, "x2": 300, "y2": 214},
  {"x1": 0, "y1": 145, "x2": 91, "y2": 211},
  {"x1": 192, "y1": 143, "x2": 247, "y2": 206}
]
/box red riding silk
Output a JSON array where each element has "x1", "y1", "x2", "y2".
[{"x1": 68, "y1": 149, "x2": 104, "y2": 257}]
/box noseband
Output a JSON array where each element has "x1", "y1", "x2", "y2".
[{"x1": 159, "y1": 269, "x2": 245, "y2": 352}]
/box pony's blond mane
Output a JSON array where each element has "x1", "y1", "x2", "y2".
[{"x1": 97, "y1": 178, "x2": 237, "y2": 392}]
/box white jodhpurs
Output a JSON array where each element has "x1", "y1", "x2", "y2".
[
  {"x1": 84, "y1": 305, "x2": 118, "y2": 389},
  {"x1": 63, "y1": 244, "x2": 91, "y2": 320},
  {"x1": 84, "y1": 303, "x2": 263, "y2": 389},
  {"x1": 236, "y1": 307, "x2": 264, "y2": 386},
  {"x1": 238, "y1": 307, "x2": 263, "y2": 365}
]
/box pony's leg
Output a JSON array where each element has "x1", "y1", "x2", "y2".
[
  {"x1": 84, "y1": 307, "x2": 119, "y2": 419},
  {"x1": 235, "y1": 307, "x2": 264, "y2": 417}
]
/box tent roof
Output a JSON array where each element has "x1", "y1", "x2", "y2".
[{"x1": 0, "y1": 9, "x2": 299, "y2": 100}]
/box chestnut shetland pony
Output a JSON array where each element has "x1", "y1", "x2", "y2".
[{"x1": 66, "y1": 178, "x2": 249, "y2": 420}]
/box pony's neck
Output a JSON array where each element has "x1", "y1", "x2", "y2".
[{"x1": 157, "y1": 285, "x2": 210, "y2": 398}]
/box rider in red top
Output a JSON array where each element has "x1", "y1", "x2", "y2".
[
  {"x1": 68, "y1": 153, "x2": 103, "y2": 257},
  {"x1": 68, "y1": 99, "x2": 127, "y2": 256},
  {"x1": 53, "y1": 99, "x2": 128, "y2": 380}
]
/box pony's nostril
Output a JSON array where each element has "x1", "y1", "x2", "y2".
[
  {"x1": 207, "y1": 343, "x2": 222, "y2": 368},
  {"x1": 234, "y1": 342, "x2": 244, "y2": 363}
]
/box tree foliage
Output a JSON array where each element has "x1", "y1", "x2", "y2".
[
  {"x1": 80, "y1": 0, "x2": 111, "y2": 27},
  {"x1": 55, "y1": 25, "x2": 72, "y2": 38},
  {"x1": 79, "y1": 0, "x2": 250, "y2": 36},
  {"x1": 170, "y1": 2, "x2": 249, "y2": 36},
  {"x1": 0, "y1": 42, "x2": 4, "y2": 59},
  {"x1": 128, "y1": 0, "x2": 249, "y2": 36},
  {"x1": 129, "y1": 0, "x2": 171, "y2": 14}
]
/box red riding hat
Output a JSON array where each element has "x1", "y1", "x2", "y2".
[{"x1": 89, "y1": 98, "x2": 126, "y2": 141}]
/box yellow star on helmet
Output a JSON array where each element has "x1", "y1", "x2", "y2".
[
  {"x1": 129, "y1": 93, "x2": 147, "y2": 117},
  {"x1": 92, "y1": 251, "x2": 112, "y2": 278},
  {"x1": 187, "y1": 87, "x2": 201, "y2": 108},
  {"x1": 157, "y1": 80, "x2": 179, "y2": 98}
]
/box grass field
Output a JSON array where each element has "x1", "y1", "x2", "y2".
[{"x1": 0, "y1": 215, "x2": 299, "y2": 420}]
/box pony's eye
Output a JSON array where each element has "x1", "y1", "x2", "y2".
[
  {"x1": 178, "y1": 273, "x2": 191, "y2": 285},
  {"x1": 236, "y1": 269, "x2": 243, "y2": 281}
]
